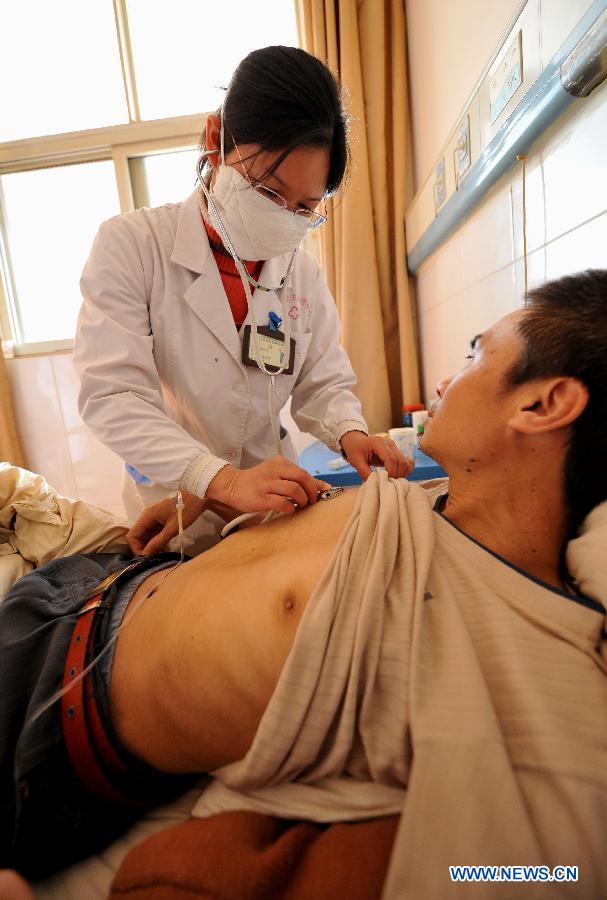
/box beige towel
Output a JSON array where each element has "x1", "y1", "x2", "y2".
[{"x1": 0, "y1": 463, "x2": 129, "y2": 602}]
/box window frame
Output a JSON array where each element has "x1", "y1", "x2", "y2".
[
  {"x1": 0, "y1": 0, "x2": 207, "y2": 357},
  {"x1": 0, "y1": 0, "x2": 299, "y2": 356},
  {"x1": 0, "y1": 115, "x2": 203, "y2": 357}
]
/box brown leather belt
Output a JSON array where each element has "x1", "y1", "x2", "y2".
[{"x1": 61, "y1": 589, "x2": 145, "y2": 808}]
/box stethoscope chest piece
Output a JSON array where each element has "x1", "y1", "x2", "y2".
[{"x1": 317, "y1": 487, "x2": 345, "y2": 501}]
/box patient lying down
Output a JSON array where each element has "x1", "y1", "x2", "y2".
[{"x1": 1, "y1": 271, "x2": 607, "y2": 898}]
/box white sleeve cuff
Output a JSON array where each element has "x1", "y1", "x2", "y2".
[
  {"x1": 331, "y1": 420, "x2": 368, "y2": 450},
  {"x1": 180, "y1": 451, "x2": 230, "y2": 499}
]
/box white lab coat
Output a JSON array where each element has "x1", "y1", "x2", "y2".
[{"x1": 75, "y1": 190, "x2": 367, "y2": 540}]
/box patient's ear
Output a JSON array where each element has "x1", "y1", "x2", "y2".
[{"x1": 509, "y1": 377, "x2": 588, "y2": 434}]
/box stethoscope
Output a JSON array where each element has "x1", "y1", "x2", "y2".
[
  {"x1": 196, "y1": 151, "x2": 299, "y2": 458},
  {"x1": 27, "y1": 154, "x2": 333, "y2": 728}
]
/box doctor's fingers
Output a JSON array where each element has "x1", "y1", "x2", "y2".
[
  {"x1": 266, "y1": 478, "x2": 316, "y2": 509},
  {"x1": 369, "y1": 439, "x2": 409, "y2": 479},
  {"x1": 347, "y1": 449, "x2": 373, "y2": 481},
  {"x1": 268, "y1": 459, "x2": 325, "y2": 504}
]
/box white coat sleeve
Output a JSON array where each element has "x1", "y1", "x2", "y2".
[
  {"x1": 75, "y1": 219, "x2": 228, "y2": 496},
  {"x1": 289, "y1": 266, "x2": 368, "y2": 451}
]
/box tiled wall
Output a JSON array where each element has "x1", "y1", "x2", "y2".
[
  {"x1": 415, "y1": 77, "x2": 607, "y2": 405},
  {"x1": 6, "y1": 352, "x2": 127, "y2": 518}
]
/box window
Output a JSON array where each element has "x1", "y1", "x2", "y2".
[
  {"x1": 0, "y1": 162, "x2": 121, "y2": 344},
  {"x1": 125, "y1": 0, "x2": 299, "y2": 120},
  {"x1": 0, "y1": 0, "x2": 299, "y2": 354},
  {"x1": 129, "y1": 148, "x2": 200, "y2": 209},
  {"x1": 0, "y1": 1, "x2": 128, "y2": 143}
]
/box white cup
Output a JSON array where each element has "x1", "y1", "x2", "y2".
[
  {"x1": 389, "y1": 426, "x2": 416, "y2": 457},
  {"x1": 411, "y1": 410, "x2": 428, "y2": 432}
]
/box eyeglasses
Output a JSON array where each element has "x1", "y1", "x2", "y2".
[
  {"x1": 249, "y1": 183, "x2": 327, "y2": 229},
  {"x1": 234, "y1": 140, "x2": 327, "y2": 230}
]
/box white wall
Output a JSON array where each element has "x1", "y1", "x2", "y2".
[
  {"x1": 405, "y1": 0, "x2": 606, "y2": 406},
  {"x1": 406, "y1": 0, "x2": 521, "y2": 188},
  {"x1": 414, "y1": 76, "x2": 607, "y2": 405}
]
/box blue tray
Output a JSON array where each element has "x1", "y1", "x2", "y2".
[{"x1": 299, "y1": 440, "x2": 446, "y2": 487}]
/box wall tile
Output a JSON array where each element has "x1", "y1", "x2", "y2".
[
  {"x1": 543, "y1": 79, "x2": 607, "y2": 243},
  {"x1": 545, "y1": 212, "x2": 607, "y2": 280},
  {"x1": 6, "y1": 356, "x2": 64, "y2": 437},
  {"x1": 511, "y1": 156, "x2": 546, "y2": 258},
  {"x1": 419, "y1": 265, "x2": 517, "y2": 406},
  {"x1": 540, "y1": 0, "x2": 593, "y2": 68},
  {"x1": 416, "y1": 234, "x2": 464, "y2": 314},
  {"x1": 450, "y1": 265, "x2": 517, "y2": 356},
  {"x1": 20, "y1": 432, "x2": 77, "y2": 498},
  {"x1": 514, "y1": 247, "x2": 546, "y2": 304},
  {"x1": 458, "y1": 184, "x2": 514, "y2": 286},
  {"x1": 52, "y1": 352, "x2": 87, "y2": 434},
  {"x1": 418, "y1": 301, "x2": 451, "y2": 406},
  {"x1": 67, "y1": 430, "x2": 125, "y2": 513}
]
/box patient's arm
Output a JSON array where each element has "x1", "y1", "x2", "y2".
[
  {"x1": 111, "y1": 487, "x2": 359, "y2": 774},
  {"x1": 126, "y1": 491, "x2": 243, "y2": 555}
]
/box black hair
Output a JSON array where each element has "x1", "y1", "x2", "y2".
[
  {"x1": 201, "y1": 45, "x2": 349, "y2": 195},
  {"x1": 506, "y1": 269, "x2": 607, "y2": 537}
]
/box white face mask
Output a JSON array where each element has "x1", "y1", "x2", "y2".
[{"x1": 207, "y1": 164, "x2": 310, "y2": 261}]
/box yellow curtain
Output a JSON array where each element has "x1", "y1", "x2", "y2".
[
  {"x1": 0, "y1": 339, "x2": 25, "y2": 467},
  {"x1": 296, "y1": 0, "x2": 420, "y2": 433}
]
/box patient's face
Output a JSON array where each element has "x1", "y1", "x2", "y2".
[{"x1": 421, "y1": 310, "x2": 527, "y2": 470}]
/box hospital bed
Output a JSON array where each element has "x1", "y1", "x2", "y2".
[
  {"x1": 0, "y1": 463, "x2": 397, "y2": 899},
  {"x1": 3, "y1": 462, "x2": 605, "y2": 899}
]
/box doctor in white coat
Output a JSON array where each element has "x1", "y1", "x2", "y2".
[{"x1": 75, "y1": 46, "x2": 409, "y2": 552}]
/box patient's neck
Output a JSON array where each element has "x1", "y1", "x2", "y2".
[{"x1": 441, "y1": 458, "x2": 569, "y2": 593}]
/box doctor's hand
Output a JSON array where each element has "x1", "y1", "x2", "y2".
[
  {"x1": 206, "y1": 458, "x2": 331, "y2": 516},
  {"x1": 340, "y1": 430, "x2": 414, "y2": 481},
  {"x1": 127, "y1": 491, "x2": 207, "y2": 556}
]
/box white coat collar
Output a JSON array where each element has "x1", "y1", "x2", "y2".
[{"x1": 171, "y1": 189, "x2": 211, "y2": 274}]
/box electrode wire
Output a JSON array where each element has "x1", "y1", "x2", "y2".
[{"x1": 27, "y1": 492, "x2": 187, "y2": 727}]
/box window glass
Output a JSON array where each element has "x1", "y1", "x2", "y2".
[
  {"x1": 1, "y1": 161, "x2": 120, "y2": 342},
  {"x1": 0, "y1": 0, "x2": 128, "y2": 142},
  {"x1": 125, "y1": 0, "x2": 299, "y2": 120},
  {"x1": 129, "y1": 148, "x2": 200, "y2": 209}
]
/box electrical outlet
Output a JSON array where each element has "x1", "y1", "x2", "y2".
[{"x1": 433, "y1": 158, "x2": 446, "y2": 214}]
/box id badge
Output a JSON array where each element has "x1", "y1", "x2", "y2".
[{"x1": 242, "y1": 325, "x2": 296, "y2": 375}]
